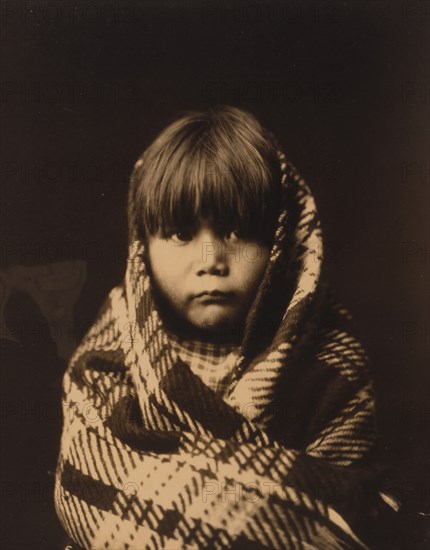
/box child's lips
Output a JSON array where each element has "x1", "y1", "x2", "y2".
[{"x1": 193, "y1": 290, "x2": 234, "y2": 302}]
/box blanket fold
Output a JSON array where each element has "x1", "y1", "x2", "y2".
[{"x1": 55, "y1": 151, "x2": 397, "y2": 549}]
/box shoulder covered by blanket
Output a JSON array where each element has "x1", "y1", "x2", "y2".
[{"x1": 55, "y1": 152, "x2": 402, "y2": 549}]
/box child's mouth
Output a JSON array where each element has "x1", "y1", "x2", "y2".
[{"x1": 194, "y1": 290, "x2": 233, "y2": 303}]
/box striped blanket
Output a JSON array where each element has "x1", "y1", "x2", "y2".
[{"x1": 54, "y1": 152, "x2": 397, "y2": 549}]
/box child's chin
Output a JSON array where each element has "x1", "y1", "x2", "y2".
[{"x1": 189, "y1": 309, "x2": 241, "y2": 333}]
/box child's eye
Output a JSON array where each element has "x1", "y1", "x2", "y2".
[{"x1": 167, "y1": 231, "x2": 193, "y2": 243}]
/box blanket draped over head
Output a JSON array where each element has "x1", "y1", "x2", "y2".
[{"x1": 55, "y1": 149, "x2": 398, "y2": 549}]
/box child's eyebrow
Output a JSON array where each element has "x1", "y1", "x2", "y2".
[{"x1": 159, "y1": 219, "x2": 242, "y2": 238}]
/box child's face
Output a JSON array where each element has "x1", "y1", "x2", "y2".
[{"x1": 146, "y1": 219, "x2": 270, "y2": 335}]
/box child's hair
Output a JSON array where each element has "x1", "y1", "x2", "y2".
[{"x1": 133, "y1": 105, "x2": 282, "y2": 244}]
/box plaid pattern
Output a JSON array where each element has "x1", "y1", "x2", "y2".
[
  {"x1": 167, "y1": 331, "x2": 239, "y2": 397},
  {"x1": 54, "y1": 151, "x2": 400, "y2": 549}
]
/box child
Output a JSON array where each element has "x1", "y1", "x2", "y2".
[{"x1": 55, "y1": 106, "x2": 401, "y2": 549}]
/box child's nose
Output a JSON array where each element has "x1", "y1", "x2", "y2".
[{"x1": 193, "y1": 229, "x2": 229, "y2": 276}]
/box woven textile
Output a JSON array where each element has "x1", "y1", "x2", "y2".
[
  {"x1": 54, "y1": 150, "x2": 396, "y2": 549},
  {"x1": 168, "y1": 331, "x2": 239, "y2": 396}
]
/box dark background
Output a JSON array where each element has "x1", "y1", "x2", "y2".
[{"x1": 1, "y1": 1, "x2": 428, "y2": 548}]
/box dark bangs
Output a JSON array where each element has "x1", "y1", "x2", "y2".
[{"x1": 134, "y1": 106, "x2": 282, "y2": 243}]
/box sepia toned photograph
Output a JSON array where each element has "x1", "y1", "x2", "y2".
[{"x1": 1, "y1": 1, "x2": 428, "y2": 549}]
